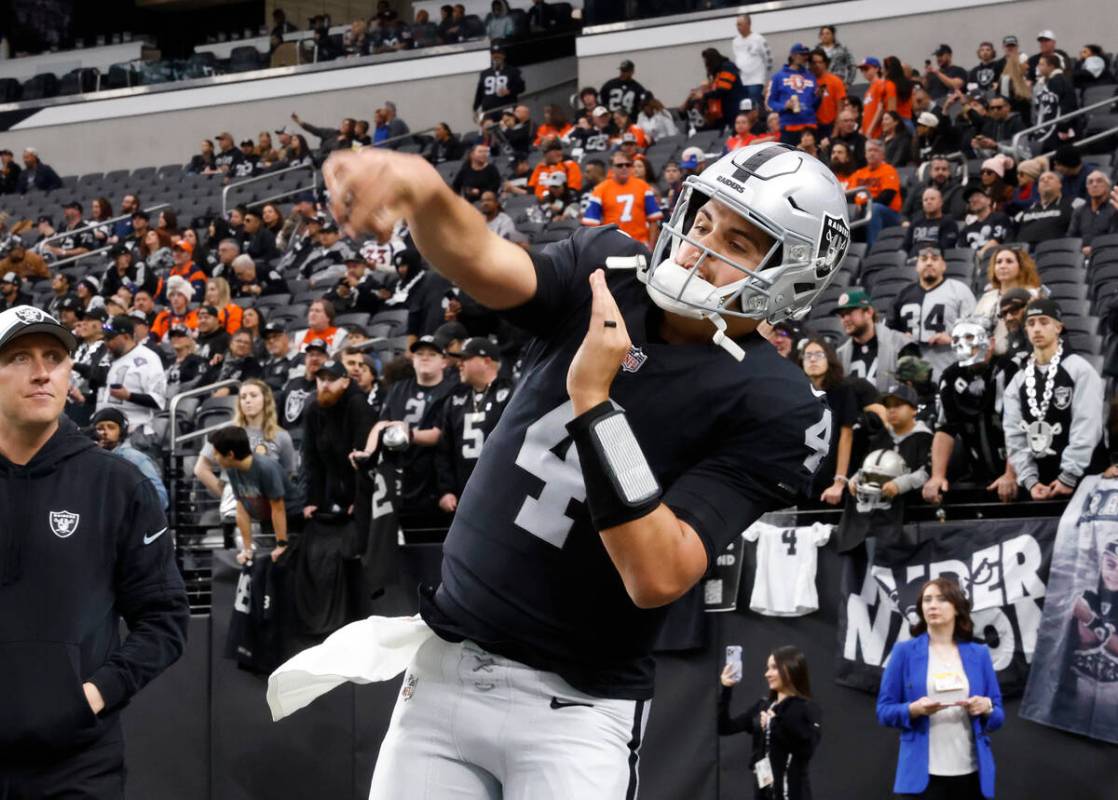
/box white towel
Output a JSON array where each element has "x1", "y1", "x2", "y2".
[{"x1": 266, "y1": 614, "x2": 435, "y2": 721}]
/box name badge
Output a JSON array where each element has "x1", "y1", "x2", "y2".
[
  {"x1": 754, "y1": 756, "x2": 774, "y2": 789},
  {"x1": 933, "y1": 670, "x2": 966, "y2": 693}
]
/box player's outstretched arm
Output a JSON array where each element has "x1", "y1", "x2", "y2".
[
  {"x1": 566, "y1": 270, "x2": 708, "y2": 608},
  {"x1": 323, "y1": 149, "x2": 536, "y2": 310}
]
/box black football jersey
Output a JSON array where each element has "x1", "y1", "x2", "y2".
[
  {"x1": 381, "y1": 375, "x2": 458, "y2": 512},
  {"x1": 421, "y1": 227, "x2": 831, "y2": 699},
  {"x1": 435, "y1": 376, "x2": 514, "y2": 499},
  {"x1": 936, "y1": 358, "x2": 1016, "y2": 481}
]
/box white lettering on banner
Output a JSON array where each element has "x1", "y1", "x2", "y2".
[{"x1": 842, "y1": 533, "x2": 1047, "y2": 671}]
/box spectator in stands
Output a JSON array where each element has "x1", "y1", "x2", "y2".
[
  {"x1": 0, "y1": 148, "x2": 21, "y2": 194},
  {"x1": 258, "y1": 321, "x2": 303, "y2": 395},
  {"x1": 766, "y1": 43, "x2": 817, "y2": 145},
  {"x1": 376, "y1": 101, "x2": 410, "y2": 144},
  {"x1": 345, "y1": 18, "x2": 373, "y2": 56},
  {"x1": 230, "y1": 253, "x2": 288, "y2": 299},
  {"x1": 800, "y1": 337, "x2": 858, "y2": 505},
  {"x1": 207, "y1": 425, "x2": 300, "y2": 564},
  {"x1": 1028, "y1": 31, "x2": 1073, "y2": 82},
  {"x1": 90, "y1": 407, "x2": 167, "y2": 508},
  {"x1": 1004, "y1": 298, "x2": 1107, "y2": 500},
  {"x1": 208, "y1": 132, "x2": 245, "y2": 177},
  {"x1": 272, "y1": 7, "x2": 296, "y2": 37},
  {"x1": 827, "y1": 140, "x2": 857, "y2": 189},
  {"x1": 636, "y1": 96, "x2": 679, "y2": 143},
  {"x1": 858, "y1": 57, "x2": 890, "y2": 139},
  {"x1": 835, "y1": 288, "x2": 920, "y2": 391},
  {"x1": 1069, "y1": 171, "x2": 1118, "y2": 255},
  {"x1": 453, "y1": 145, "x2": 501, "y2": 201},
  {"x1": 970, "y1": 95, "x2": 1024, "y2": 158},
  {"x1": 582, "y1": 157, "x2": 609, "y2": 193},
  {"x1": 108, "y1": 194, "x2": 139, "y2": 244},
  {"x1": 960, "y1": 187, "x2": 1013, "y2": 257},
  {"x1": 203, "y1": 277, "x2": 243, "y2": 335},
  {"x1": 810, "y1": 48, "x2": 845, "y2": 140},
  {"x1": 817, "y1": 24, "x2": 855, "y2": 84},
  {"x1": 731, "y1": 15, "x2": 772, "y2": 111},
  {"x1": 1051, "y1": 146, "x2": 1096, "y2": 202},
  {"x1": 478, "y1": 191, "x2": 517, "y2": 241},
  {"x1": 881, "y1": 111, "x2": 911, "y2": 167},
  {"x1": 890, "y1": 246, "x2": 977, "y2": 378},
  {"x1": 702, "y1": 47, "x2": 748, "y2": 132},
  {"x1": 848, "y1": 139, "x2": 902, "y2": 246},
  {"x1": 439, "y1": 3, "x2": 464, "y2": 42},
  {"x1": 1016, "y1": 170, "x2": 1074, "y2": 245},
  {"x1": 295, "y1": 298, "x2": 347, "y2": 354},
  {"x1": 194, "y1": 305, "x2": 230, "y2": 364},
  {"x1": 1032, "y1": 54, "x2": 1078, "y2": 154},
  {"x1": 159, "y1": 239, "x2": 206, "y2": 302},
  {"x1": 533, "y1": 105, "x2": 572, "y2": 146},
  {"x1": 127, "y1": 209, "x2": 151, "y2": 250},
  {"x1": 44, "y1": 201, "x2": 94, "y2": 261},
  {"x1": 285, "y1": 134, "x2": 314, "y2": 168},
  {"x1": 569, "y1": 106, "x2": 616, "y2": 154},
  {"x1": 601, "y1": 59, "x2": 650, "y2": 119},
  {"x1": 423, "y1": 122, "x2": 465, "y2": 165},
  {"x1": 978, "y1": 156, "x2": 1015, "y2": 210},
  {"x1": 527, "y1": 171, "x2": 581, "y2": 223},
  {"x1": 0, "y1": 272, "x2": 30, "y2": 311},
  {"x1": 973, "y1": 246, "x2": 1042, "y2": 354},
  {"x1": 101, "y1": 243, "x2": 155, "y2": 300},
  {"x1": 0, "y1": 238, "x2": 48, "y2": 280},
  {"x1": 612, "y1": 110, "x2": 648, "y2": 150},
  {"x1": 724, "y1": 108, "x2": 758, "y2": 152},
  {"x1": 75, "y1": 276, "x2": 105, "y2": 316},
  {"x1": 17, "y1": 147, "x2": 62, "y2": 193},
  {"x1": 474, "y1": 44, "x2": 525, "y2": 118},
  {"x1": 582, "y1": 151, "x2": 662, "y2": 246},
  {"x1": 523, "y1": 140, "x2": 581, "y2": 199},
  {"x1": 1072, "y1": 44, "x2": 1109, "y2": 90},
  {"x1": 43, "y1": 272, "x2": 75, "y2": 318},
  {"x1": 904, "y1": 187, "x2": 959, "y2": 255},
  {"x1": 241, "y1": 208, "x2": 280, "y2": 263},
  {"x1": 826, "y1": 108, "x2": 866, "y2": 166},
  {"x1": 913, "y1": 110, "x2": 957, "y2": 163},
  {"x1": 209, "y1": 329, "x2": 264, "y2": 393},
  {"x1": 96, "y1": 315, "x2": 167, "y2": 461},
  {"x1": 485, "y1": 0, "x2": 516, "y2": 40},
  {"x1": 187, "y1": 140, "x2": 215, "y2": 175},
  {"x1": 326, "y1": 253, "x2": 387, "y2": 316},
  {"x1": 499, "y1": 106, "x2": 534, "y2": 156},
  {"x1": 151, "y1": 277, "x2": 197, "y2": 341},
  {"x1": 902, "y1": 156, "x2": 962, "y2": 219},
  {"x1": 882, "y1": 56, "x2": 914, "y2": 125},
  {"x1": 969, "y1": 41, "x2": 1004, "y2": 93},
  {"x1": 291, "y1": 112, "x2": 355, "y2": 158},
  {"x1": 238, "y1": 306, "x2": 266, "y2": 359},
  {"x1": 925, "y1": 43, "x2": 967, "y2": 103}
]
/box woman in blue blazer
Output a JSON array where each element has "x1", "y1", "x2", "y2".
[{"x1": 877, "y1": 576, "x2": 1004, "y2": 799}]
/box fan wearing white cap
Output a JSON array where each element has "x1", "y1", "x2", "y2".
[
  {"x1": 0, "y1": 271, "x2": 31, "y2": 311},
  {"x1": 1027, "y1": 30, "x2": 1071, "y2": 83},
  {"x1": 320, "y1": 142, "x2": 846, "y2": 797}
]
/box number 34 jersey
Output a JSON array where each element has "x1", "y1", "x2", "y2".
[{"x1": 421, "y1": 227, "x2": 832, "y2": 700}]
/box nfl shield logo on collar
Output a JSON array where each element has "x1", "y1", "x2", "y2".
[
  {"x1": 49, "y1": 510, "x2": 80, "y2": 538},
  {"x1": 621, "y1": 346, "x2": 647, "y2": 373}
]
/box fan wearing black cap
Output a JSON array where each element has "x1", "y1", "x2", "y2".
[
  {"x1": 0, "y1": 271, "x2": 32, "y2": 311},
  {"x1": 279, "y1": 338, "x2": 328, "y2": 429},
  {"x1": 352, "y1": 335, "x2": 457, "y2": 521},
  {"x1": 91, "y1": 407, "x2": 168, "y2": 510},
  {"x1": 209, "y1": 329, "x2": 265, "y2": 396},
  {"x1": 298, "y1": 218, "x2": 352, "y2": 279},
  {"x1": 600, "y1": 59, "x2": 650, "y2": 119},
  {"x1": 261, "y1": 321, "x2": 306, "y2": 394},
  {"x1": 164, "y1": 325, "x2": 208, "y2": 396},
  {"x1": 95, "y1": 316, "x2": 168, "y2": 462},
  {"x1": 997, "y1": 287, "x2": 1033, "y2": 368},
  {"x1": 67, "y1": 307, "x2": 112, "y2": 425},
  {"x1": 45, "y1": 280, "x2": 79, "y2": 324},
  {"x1": 301, "y1": 358, "x2": 375, "y2": 522},
  {"x1": 243, "y1": 208, "x2": 281, "y2": 263},
  {"x1": 0, "y1": 305, "x2": 187, "y2": 798},
  {"x1": 194, "y1": 304, "x2": 231, "y2": 364},
  {"x1": 43, "y1": 201, "x2": 95, "y2": 261},
  {"x1": 1003, "y1": 298, "x2": 1108, "y2": 500},
  {"x1": 100, "y1": 243, "x2": 157, "y2": 301},
  {"x1": 473, "y1": 44, "x2": 525, "y2": 117},
  {"x1": 326, "y1": 251, "x2": 387, "y2": 316},
  {"x1": 435, "y1": 337, "x2": 513, "y2": 514}
]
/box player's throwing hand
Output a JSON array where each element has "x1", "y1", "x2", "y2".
[
  {"x1": 322, "y1": 149, "x2": 441, "y2": 242},
  {"x1": 567, "y1": 269, "x2": 632, "y2": 414}
]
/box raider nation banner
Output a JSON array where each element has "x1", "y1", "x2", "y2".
[
  {"x1": 836, "y1": 518, "x2": 1055, "y2": 695},
  {"x1": 1021, "y1": 476, "x2": 1118, "y2": 744}
]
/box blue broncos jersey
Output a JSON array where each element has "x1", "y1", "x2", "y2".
[{"x1": 421, "y1": 226, "x2": 831, "y2": 699}]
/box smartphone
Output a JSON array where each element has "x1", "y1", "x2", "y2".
[
  {"x1": 109, "y1": 383, "x2": 123, "y2": 389},
  {"x1": 725, "y1": 645, "x2": 743, "y2": 682}
]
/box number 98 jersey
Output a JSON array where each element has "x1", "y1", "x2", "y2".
[{"x1": 421, "y1": 227, "x2": 831, "y2": 700}]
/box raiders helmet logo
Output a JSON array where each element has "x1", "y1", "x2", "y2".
[
  {"x1": 815, "y1": 213, "x2": 851, "y2": 279},
  {"x1": 49, "y1": 510, "x2": 80, "y2": 538},
  {"x1": 14, "y1": 307, "x2": 45, "y2": 324},
  {"x1": 285, "y1": 389, "x2": 308, "y2": 422},
  {"x1": 1053, "y1": 386, "x2": 1072, "y2": 410},
  {"x1": 496, "y1": 388, "x2": 509, "y2": 403}
]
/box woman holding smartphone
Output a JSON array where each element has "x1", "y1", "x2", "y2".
[
  {"x1": 719, "y1": 645, "x2": 822, "y2": 799},
  {"x1": 876, "y1": 577, "x2": 1004, "y2": 799}
]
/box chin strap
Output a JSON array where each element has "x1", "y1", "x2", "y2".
[{"x1": 606, "y1": 255, "x2": 746, "y2": 362}]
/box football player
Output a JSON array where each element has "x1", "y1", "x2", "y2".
[{"x1": 322, "y1": 142, "x2": 847, "y2": 797}]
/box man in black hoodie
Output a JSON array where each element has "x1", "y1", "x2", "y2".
[{"x1": 0, "y1": 305, "x2": 187, "y2": 797}]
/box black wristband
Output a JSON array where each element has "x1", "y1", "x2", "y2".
[{"x1": 566, "y1": 401, "x2": 662, "y2": 530}]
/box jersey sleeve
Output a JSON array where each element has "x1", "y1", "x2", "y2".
[
  {"x1": 743, "y1": 520, "x2": 768, "y2": 542},
  {"x1": 582, "y1": 187, "x2": 604, "y2": 225},
  {"x1": 813, "y1": 523, "x2": 832, "y2": 546},
  {"x1": 644, "y1": 189, "x2": 662, "y2": 221},
  {"x1": 665, "y1": 392, "x2": 828, "y2": 565}
]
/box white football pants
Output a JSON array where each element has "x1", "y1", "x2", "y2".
[{"x1": 369, "y1": 635, "x2": 650, "y2": 800}]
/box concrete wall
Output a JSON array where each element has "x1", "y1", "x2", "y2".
[
  {"x1": 0, "y1": 54, "x2": 575, "y2": 175},
  {"x1": 578, "y1": 0, "x2": 1118, "y2": 104}
]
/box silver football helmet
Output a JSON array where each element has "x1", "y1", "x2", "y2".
[
  {"x1": 635, "y1": 143, "x2": 851, "y2": 360},
  {"x1": 855, "y1": 449, "x2": 909, "y2": 513},
  {"x1": 950, "y1": 317, "x2": 991, "y2": 367}
]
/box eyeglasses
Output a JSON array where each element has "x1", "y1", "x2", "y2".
[
  {"x1": 613, "y1": 162, "x2": 633, "y2": 168},
  {"x1": 802, "y1": 351, "x2": 827, "y2": 362}
]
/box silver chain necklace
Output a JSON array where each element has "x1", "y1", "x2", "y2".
[{"x1": 1021, "y1": 342, "x2": 1063, "y2": 456}]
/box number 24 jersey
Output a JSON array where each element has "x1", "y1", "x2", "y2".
[{"x1": 421, "y1": 227, "x2": 832, "y2": 700}]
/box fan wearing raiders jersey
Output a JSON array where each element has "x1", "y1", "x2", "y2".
[
  {"x1": 925, "y1": 319, "x2": 1018, "y2": 502},
  {"x1": 435, "y1": 338, "x2": 513, "y2": 512},
  {"x1": 323, "y1": 142, "x2": 845, "y2": 798},
  {"x1": 1003, "y1": 299, "x2": 1108, "y2": 500},
  {"x1": 278, "y1": 339, "x2": 326, "y2": 429},
  {"x1": 355, "y1": 335, "x2": 458, "y2": 519},
  {"x1": 888, "y1": 246, "x2": 975, "y2": 379}
]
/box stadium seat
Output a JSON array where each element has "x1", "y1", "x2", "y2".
[
  {"x1": 229, "y1": 47, "x2": 264, "y2": 73},
  {"x1": 1040, "y1": 266, "x2": 1085, "y2": 286},
  {"x1": 103, "y1": 63, "x2": 134, "y2": 90},
  {"x1": 1046, "y1": 282, "x2": 1088, "y2": 303},
  {"x1": 21, "y1": 73, "x2": 60, "y2": 101},
  {"x1": 1066, "y1": 331, "x2": 1103, "y2": 355},
  {"x1": 254, "y1": 293, "x2": 291, "y2": 309},
  {"x1": 860, "y1": 251, "x2": 907, "y2": 280},
  {"x1": 59, "y1": 68, "x2": 99, "y2": 96},
  {"x1": 0, "y1": 78, "x2": 22, "y2": 102},
  {"x1": 1035, "y1": 237, "x2": 1083, "y2": 256},
  {"x1": 335, "y1": 312, "x2": 371, "y2": 329},
  {"x1": 806, "y1": 317, "x2": 846, "y2": 345}
]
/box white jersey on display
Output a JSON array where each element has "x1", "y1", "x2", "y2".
[
  {"x1": 744, "y1": 521, "x2": 832, "y2": 616},
  {"x1": 96, "y1": 343, "x2": 167, "y2": 434}
]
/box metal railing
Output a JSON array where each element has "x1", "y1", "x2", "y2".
[
  {"x1": 37, "y1": 202, "x2": 171, "y2": 251},
  {"x1": 845, "y1": 187, "x2": 873, "y2": 230},
  {"x1": 220, "y1": 161, "x2": 318, "y2": 216},
  {"x1": 1007, "y1": 95, "x2": 1118, "y2": 159},
  {"x1": 167, "y1": 378, "x2": 240, "y2": 453}
]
